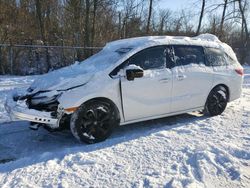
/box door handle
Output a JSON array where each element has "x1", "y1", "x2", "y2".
[
  {"x1": 177, "y1": 75, "x2": 185, "y2": 81},
  {"x1": 159, "y1": 78, "x2": 170, "y2": 83}
]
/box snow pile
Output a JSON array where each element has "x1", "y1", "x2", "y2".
[
  {"x1": 0, "y1": 75, "x2": 38, "y2": 90},
  {"x1": 193, "y1": 33, "x2": 220, "y2": 42},
  {"x1": 0, "y1": 67, "x2": 249, "y2": 187},
  {"x1": 0, "y1": 76, "x2": 37, "y2": 123}
]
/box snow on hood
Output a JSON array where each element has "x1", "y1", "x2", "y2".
[
  {"x1": 29, "y1": 49, "x2": 122, "y2": 92},
  {"x1": 30, "y1": 63, "x2": 94, "y2": 92}
]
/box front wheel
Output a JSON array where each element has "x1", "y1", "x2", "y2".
[
  {"x1": 70, "y1": 100, "x2": 119, "y2": 144},
  {"x1": 205, "y1": 86, "x2": 228, "y2": 116}
]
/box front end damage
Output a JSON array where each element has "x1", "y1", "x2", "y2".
[{"x1": 5, "y1": 89, "x2": 67, "y2": 130}]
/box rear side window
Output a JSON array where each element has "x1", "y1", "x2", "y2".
[
  {"x1": 174, "y1": 46, "x2": 205, "y2": 66},
  {"x1": 205, "y1": 48, "x2": 227, "y2": 66},
  {"x1": 224, "y1": 53, "x2": 237, "y2": 65},
  {"x1": 128, "y1": 46, "x2": 166, "y2": 70}
]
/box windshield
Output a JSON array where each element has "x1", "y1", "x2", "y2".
[
  {"x1": 78, "y1": 48, "x2": 125, "y2": 72},
  {"x1": 29, "y1": 49, "x2": 125, "y2": 91}
]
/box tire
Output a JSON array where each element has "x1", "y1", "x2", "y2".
[
  {"x1": 205, "y1": 86, "x2": 228, "y2": 116},
  {"x1": 70, "y1": 100, "x2": 119, "y2": 144}
]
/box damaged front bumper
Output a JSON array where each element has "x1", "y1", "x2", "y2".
[{"x1": 4, "y1": 93, "x2": 60, "y2": 128}]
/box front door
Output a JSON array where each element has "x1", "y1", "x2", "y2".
[{"x1": 121, "y1": 46, "x2": 173, "y2": 121}]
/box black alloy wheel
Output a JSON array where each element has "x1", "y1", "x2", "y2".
[
  {"x1": 70, "y1": 100, "x2": 118, "y2": 144},
  {"x1": 205, "y1": 86, "x2": 228, "y2": 116}
]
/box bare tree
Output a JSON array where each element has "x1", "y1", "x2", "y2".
[
  {"x1": 35, "y1": 0, "x2": 45, "y2": 44},
  {"x1": 84, "y1": 0, "x2": 91, "y2": 58},
  {"x1": 181, "y1": 10, "x2": 194, "y2": 35},
  {"x1": 219, "y1": 0, "x2": 228, "y2": 38},
  {"x1": 196, "y1": 0, "x2": 205, "y2": 35},
  {"x1": 35, "y1": 0, "x2": 51, "y2": 72},
  {"x1": 146, "y1": 0, "x2": 153, "y2": 34},
  {"x1": 237, "y1": 0, "x2": 249, "y2": 43},
  {"x1": 91, "y1": 0, "x2": 98, "y2": 50},
  {"x1": 119, "y1": 0, "x2": 145, "y2": 38},
  {"x1": 158, "y1": 9, "x2": 171, "y2": 34}
]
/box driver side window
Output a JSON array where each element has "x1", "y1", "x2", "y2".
[{"x1": 127, "y1": 46, "x2": 166, "y2": 70}]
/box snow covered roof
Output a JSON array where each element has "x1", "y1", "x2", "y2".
[
  {"x1": 104, "y1": 33, "x2": 237, "y2": 61},
  {"x1": 105, "y1": 34, "x2": 220, "y2": 50}
]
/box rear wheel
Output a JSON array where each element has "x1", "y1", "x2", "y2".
[
  {"x1": 205, "y1": 86, "x2": 228, "y2": 116},
  {"x1": 70, "y1": 100, "x2": 119, "y2": 144}
]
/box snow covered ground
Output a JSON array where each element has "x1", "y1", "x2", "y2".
[{"x1": 0, "y1": 67, "x2": 250, "y2": 187}]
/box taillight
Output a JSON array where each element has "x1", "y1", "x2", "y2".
[{"x1": 235, "y1": 68, "x2": 244, "y2": 76}]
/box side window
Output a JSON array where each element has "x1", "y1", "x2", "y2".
[
  {"x1": 109, "y1": 46, "x2": 174, "y2": 77},
  {"x1": 128, "y1": 46, "x2": 166, "y2": 70},
  {"x1": 205, "y1": 48, "x2": 227, "y2": 66},
  {"x1": 174, "y1": 46, "x2": 205, "y2": 66}
]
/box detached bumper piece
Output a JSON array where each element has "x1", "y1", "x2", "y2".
[{"x1": 5, "y1": 93, "x2": 59, "y2": 127}]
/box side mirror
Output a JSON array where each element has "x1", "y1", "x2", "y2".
[{"x1": 126, "y1": 65, "x2": 144, "y2": 81}]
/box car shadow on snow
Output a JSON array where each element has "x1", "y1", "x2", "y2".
[{"x1": 0, "y1": 112, "x2": 208, "y2": 173}]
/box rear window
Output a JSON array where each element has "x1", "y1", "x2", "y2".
[{"x1": 205, "y1": 48, "x2": 227, "y2": 66}]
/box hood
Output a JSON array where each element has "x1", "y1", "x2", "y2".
[
  {"x1": 29, "y1": 63, "x2": 94, "y2": 92},
  {"x1": 29, "y1": 48, "x2": 123, "y2": 93}
]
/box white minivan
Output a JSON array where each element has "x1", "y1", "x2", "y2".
[{"x1": 5, "y1": 34, "x2": 243, "y2": 143}]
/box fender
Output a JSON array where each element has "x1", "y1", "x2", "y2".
[{"x1": 58, "y1": 76, "x2": 125, "y2": 122}]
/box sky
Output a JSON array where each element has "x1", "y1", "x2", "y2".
[
  {"x1": 157, "y1": 0, "x2": 223, "y2": 11},
  {"x1": 157, "y1": 0, "x2": 250, "y2": 28},
  {"x1": 156, "y1": 0, "x2": 224, "y2": 27},
  {"x1": 157, "y1": 0, "x2": 201, "y2": 28},
  {"x1": 158, "y1": 0, "x2": 191, "y2": 11}
]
